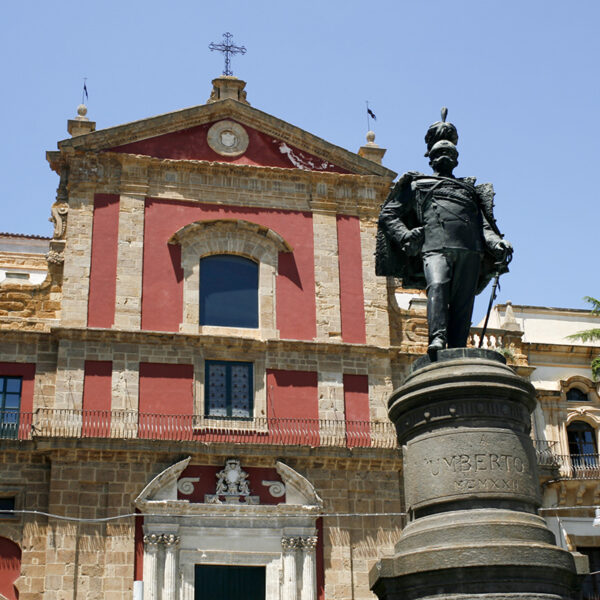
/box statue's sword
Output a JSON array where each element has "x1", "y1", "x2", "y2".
[{"x1": 479, "y1": 250, "x2": 512, "y2": 348}]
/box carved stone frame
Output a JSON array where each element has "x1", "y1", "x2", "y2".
[{"x1": 169, "y1": 219, "x2": 292, "y2": 338}]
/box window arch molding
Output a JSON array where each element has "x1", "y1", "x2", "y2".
[
  {"x1": 560, "y1": 375, "x2": 599, "y2": 403},
  {"x1": 169, "y1": 219, "x2": 292, "y2": 337}
]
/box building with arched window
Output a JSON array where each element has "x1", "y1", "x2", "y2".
[{"x1": 1, "y1": 75, "x2": 599, "y2": 599}]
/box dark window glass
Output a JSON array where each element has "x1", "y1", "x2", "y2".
[
  {"x1": 205, "y1": 361, "x2": 253, "y2": 419},
  {"x1": 567, "y1": 388, "x2": 589, "y2": 402},
  {"x1": 200, "y1": 255, "x2": 258, "y2": 328},
  {"x1": 0, "y1": 497, "x2": 16, "y2": 519},
  {"x1": 567, "y1": 421, "x2": 597, "y2": 456},
  {"x1": 195, "y1": 565, "x2": 265, "y2": 600},
  {"x1": 578, "y1": 546, "x2": 600, "y2": 599},
  {"x1": 0, "y1": 377, "x2": 21, "y2": 439}
]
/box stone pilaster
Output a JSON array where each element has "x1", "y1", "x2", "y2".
[
  {"x1": 360, "y1": 216, "x2": 390, "y2": 346},
  {"x1": 54, "y1": 339, "x2": 85, "y2": 410},
  {"x1": 161, "y1": 534, "x2": 180, "y2": 600},
  {"x1": 312, "y1": 208, "x2": 342, "y2": 341},
  {"x1": 114, "y1": 193, "x2": 146, "y2": 330},
  {"x1": 143, "y1": 534, "x2": 160, "y2": 600},
  {"x1": 60, "y1": 187, "x2": 95, "y2": 327},
  {"x1": 299, "y1": 536, "x2": 318, "y2": 600},
  {"x1": 281, "y1": 536, "x2": 299, "y2": 600}
]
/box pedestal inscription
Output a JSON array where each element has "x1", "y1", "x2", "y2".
[{"x1": 405, "y1": 427, "x2": 540, "y2": 509}]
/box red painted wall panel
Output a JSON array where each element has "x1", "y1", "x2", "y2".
[
  {"x1": 141, "y1": 199, "x2": 316, "y2": 340},
  {"x1": 134, "y1": 510, "x2": 143, "y2": 581},
  {"x1": 88, "y1": 194, "x2": 120, "y2": 328},
  {"x1": 110, "y1": 120, "x2": 350, "y2": 173},
  {"x1": 266, "y1": 369, "x2": 318, "y2": 421},
  {"x1": 138, "y1": 363, "x2": 194, "y2": 414},
  {"x1": 337, "y1": 215, "x2": 366, "y2": 344},
  {"x1": 82, "y1": 361, "x2": 112, "y2": 437},
  {"x1": 0, "y1": 537, "x2": 21, "y2": 600},
  {"x1": 343, "y1": 374, "x2": 370, "y2": 447},
  {"x1": 177, "y1": 465, "x2": 285, "y2": 504},
  {"x1": 317, "y1": 517, "x2": 325, "y2": 600}
]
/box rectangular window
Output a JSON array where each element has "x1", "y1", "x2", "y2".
[
  {"x1": 205, "y1": 361, "x2": 253, "y2": 419},
  {"x1": 0, "y1": 376, "x2": 21, "y2": 439}
]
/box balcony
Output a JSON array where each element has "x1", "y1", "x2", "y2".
[
  {"x1": 533, "y1": 440, "x2": 600, "y2": 480},
  {"x1": 0, "y1": 408, "x2": 397, "y2": 449}
]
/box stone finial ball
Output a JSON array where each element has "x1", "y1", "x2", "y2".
[
  {"x1": 77, "y1": 104, "x2": 88, "y2": 117},
  {"x1": 366, "y1": 130, "x2": 376, "y2": 143}
]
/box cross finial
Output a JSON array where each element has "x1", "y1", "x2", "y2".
[{"x1": 209, "y1": 32, "x2": 247, "y2": 77}]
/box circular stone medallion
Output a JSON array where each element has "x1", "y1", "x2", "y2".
[{"x1": 207, "y1": 120, "x2": 249, "y2": 157}]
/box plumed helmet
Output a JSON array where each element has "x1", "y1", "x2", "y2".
[{"x1": 424, "y1": 107, "x2": 458, "y2": 157}]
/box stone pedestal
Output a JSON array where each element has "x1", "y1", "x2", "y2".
[{"x1": 370, "y1": 349, "x2": 579, "y2": 600}]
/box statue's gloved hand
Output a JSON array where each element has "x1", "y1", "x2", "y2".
[
  {"x1": 402, "y1": 227, "x2": 424, "y2": 256},
  {"x1": 492, "y1": 239, "x2": 513, "y2": 263}
]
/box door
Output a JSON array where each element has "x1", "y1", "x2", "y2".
[{"x1": 195, "y1": 564, "x2": 265, "y2": 600}]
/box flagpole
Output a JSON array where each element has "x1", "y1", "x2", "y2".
[
  {"x1": 82, "y1": 78, "x2": 88, "y2": 105},
  {"x1": 366, "y1": 101, "x2": 371, "y2": 131}
]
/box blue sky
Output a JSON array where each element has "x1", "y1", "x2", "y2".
[{"x1": 1, "y1": 1, "x2": 598, "y2": 321}]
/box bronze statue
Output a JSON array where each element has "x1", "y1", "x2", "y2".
[{"x1": 376, "y1": 109, "x2": 512, "y2": 354}]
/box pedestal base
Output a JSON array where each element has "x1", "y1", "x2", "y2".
[{"x1": 370, "y1": 349, "x2": 579, "y2": 600}]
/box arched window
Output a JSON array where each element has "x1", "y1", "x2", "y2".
[
  {"x1": 567, "y1": 388, "x2": 589, "y2": 402},
  {"x1": 200, "y1": 255, "x2": 259, "y2": 328},
  {"x1": 567, "y1": 421, "x2": 597, "y2": 456}
]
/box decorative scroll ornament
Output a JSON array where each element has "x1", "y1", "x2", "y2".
[
  {"x1": 207, "y1": 120, "x2": 249, "y2": 157},
  {"x1": 205, "y1": 458, "x2": 259, "y2": 504},
  {"x1": 281, "y1": 536, "x2": 299, "y2": 552},
  {"x1": 161, "y1": 534, "x2": 180, "y2": 547},
  {"x1": 49, "y1": 202, "x2": 69, "y2": 239},
  {"x1": 177, "y1": 477, "x2": 200, "y2": 495},
  {"x1": 46, "y1": 248, "x2": 65, "y2": 265},
  {"x1": 299, "y1": 536, "x2": 318, "y2": 550},
  {"x1": 143, "y1": 534, "x2": 161, "y2": 548},
  {"x1": 262, "y1": 480, "x2": 286, "y2": 498}
]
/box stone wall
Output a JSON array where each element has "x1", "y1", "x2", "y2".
[{"x1": 0, "y1": 447, "x2": 401, "y2": 600}]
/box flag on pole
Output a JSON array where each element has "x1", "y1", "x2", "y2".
[
  {"x1": 83, "y1": 78, "x2": 88, "y2": 104},
  {"x1": 367, "y1": 108, "x2": 377, "y2": 120}
]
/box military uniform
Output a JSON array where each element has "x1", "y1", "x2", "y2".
[{"x1": 377, "y1": 173, "x2": 507, "y2": 348}]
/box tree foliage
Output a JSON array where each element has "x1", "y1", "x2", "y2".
[{"x1": 567, "y1": 296, "x2": 600, "y2": 380}]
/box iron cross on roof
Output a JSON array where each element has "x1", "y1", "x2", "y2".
[{"x1": 209, "y1": 32, "x2": 247, "y2": 77}]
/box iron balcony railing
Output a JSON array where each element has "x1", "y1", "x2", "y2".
[
  {"x1": 533, "y1": 440, "x2": 600, "y2": 479},
  {"x1": 0, "y1": 408, "x2": 397, "y2": 449}
]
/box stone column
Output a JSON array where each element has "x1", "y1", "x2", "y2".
[
  {"x1": 299, "y1": 536, "x2": 318, "y2": 600},
  {"x1": 281, "y1": 536, "x2": 299, "y2": 600},
  {"x1": 161, "y1": 534, "x2": 180, "y2": 600},
  {"x1": 143, "y1": 534, "x2": 160, "y2": 600},
  {"x1": 370, "y1": 348, "x2": 579, "y2": 600}
]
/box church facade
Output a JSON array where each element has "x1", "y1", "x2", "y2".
[{"x1": 0, "y1": 75, "x2": 598, "y2": 600}]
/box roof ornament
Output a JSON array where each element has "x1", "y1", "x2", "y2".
[{"x1": 209, "y1": 32, "x2": 247, "y2": 77}]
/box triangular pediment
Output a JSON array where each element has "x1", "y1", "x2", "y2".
[{"x1": 57, "y1": 98, "x2": 395, "y2": 177}]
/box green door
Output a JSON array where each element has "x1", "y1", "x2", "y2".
[{"x1": 194, "y1": 565, "x2": 265, "y2": 600}]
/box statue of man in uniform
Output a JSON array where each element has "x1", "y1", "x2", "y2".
[{"x1": 376, "y1": 109, "x2": 512, "y2": 354}]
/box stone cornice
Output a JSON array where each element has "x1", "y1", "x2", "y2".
[
  {"x1": 527, "y1": 342, "x2": 598, "y2": 362},
  {"x1": 2, "y1": 439, "x2": 402, "y2": 467},
  {"x1": 49, "y1": 325, "x2": 396, "y2": 358},
  {"x1": 60, "y1": 150, "x2": 393, "y2": 216},
  {"x1": 54, "y1": 98, "x2": 397, "y2": 178}
]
